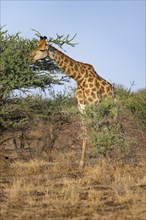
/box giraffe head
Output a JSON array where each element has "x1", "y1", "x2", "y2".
[{"x1": 29, "y1": 36, "x2": 48, "y2": 63}]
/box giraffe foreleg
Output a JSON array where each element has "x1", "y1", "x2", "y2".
[{"x1": 79, "y1": 120, "x2": 87, "y2": 168}]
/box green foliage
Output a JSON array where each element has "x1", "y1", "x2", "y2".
[
  {"x1": 84, "y1": 85, "x2": 145, "y2": 154},
  {"x1": 0, "y1": 28, "x2": 76, "y2": 99},
  {"x1": 125, "y1": 89, "x2": 146, "y2": 121},
  {"x1": 48, "y1": 33, "x2": 78, "y2": 49},
  {"x1": 115, "y1": 85, "x2": 132, "y2": 101},
  {"x1": 116, "y1": 85, "x2": 146, "y2": 122},
  {"x1": 84, "y1": 99, "x2": 127, "y2": 154},
  {"x1": 0, "y1": 98, "x2": 31, "y2": 129},
  {"x1": 89, "y1": 126, "x2": 123, "y2": 154},
  {"x1": 0, "y1": 92, "x2": 76, "y2": 131},
  {"x1": 0, "y1": 30, "x2": 37, "y2": 96}
]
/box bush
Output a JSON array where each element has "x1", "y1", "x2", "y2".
[
  {"x1": 0, "y1": 91, "x2": 77, "y2": 131},
  {"x1": 116, "y1": 85, "x2": 146, "y2": 123},
  {"x1": 84, "y1": 99, "x2": 133, "y2": 154},
  {"x1": 125, "y1": 89, "x2": 146, "y2": 122}
]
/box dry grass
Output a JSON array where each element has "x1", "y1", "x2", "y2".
[{"x1": 1, "y1": 152, "x2": 146, "y2": 220}]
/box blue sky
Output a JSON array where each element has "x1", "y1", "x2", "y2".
[{"x1": 1, "y1": 0, "x2": 145, "y2": 92}]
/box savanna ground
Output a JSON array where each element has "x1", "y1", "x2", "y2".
[{"x1": 0, "y1": 88, "x2": 146, "y2": 220}]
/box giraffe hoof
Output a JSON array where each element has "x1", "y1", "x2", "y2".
[{"x1": 79, "y1": 161, "x2": 85, "y2": 168}]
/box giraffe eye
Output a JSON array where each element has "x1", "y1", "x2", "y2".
[{"x1": 40, "y1": 50, "x2": 44, "y2": 52}]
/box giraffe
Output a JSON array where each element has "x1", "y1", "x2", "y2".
[{"x1": 29, "y1": 36, "x2": 115, "y2": 167}]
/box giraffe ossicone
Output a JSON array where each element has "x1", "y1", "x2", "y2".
[{"x1": 29, "y1": 36, "x2": 115, "y2": 167}]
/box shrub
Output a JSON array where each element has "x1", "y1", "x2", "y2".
[
  {"x1": 0, "y1": 91, "x2": 77, "y2": 131},
  {"x1": 84, "y1": 99, "x2": 132, "y2": 154},
  {"x1": 125, "y1": 89, "x2": 146, "y2": 122},
  {"x1": 116, "y1": 85, "x2": 146, "y2": 123}
]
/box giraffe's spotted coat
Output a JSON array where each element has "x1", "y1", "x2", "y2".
[{"x1": 29, "y1": 36, "x2": 116, "y2": 167}]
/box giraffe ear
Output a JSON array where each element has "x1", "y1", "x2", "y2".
[{"x1": 43, "y1": 36, "x2": 47, "y2": 40}]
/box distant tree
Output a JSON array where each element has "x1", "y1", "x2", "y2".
[{"x1": 0, "y1": 28, "x2": 77, "y2": 100}]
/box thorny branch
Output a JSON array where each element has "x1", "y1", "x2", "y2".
[{"x1": 31, "y1": 29, "x2": 78, "y2": 50}]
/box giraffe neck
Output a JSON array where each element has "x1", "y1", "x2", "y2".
[
  {"x1": 48, "y1": 45, "x2": 85, "y2": 83},
  {"x1": 47, "y1": 45, "x2": 113, "y2": 94}
]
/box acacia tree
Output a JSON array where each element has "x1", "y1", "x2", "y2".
[{"x1": 0, "y1": 28, "x2": 77, "y2": 99}]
